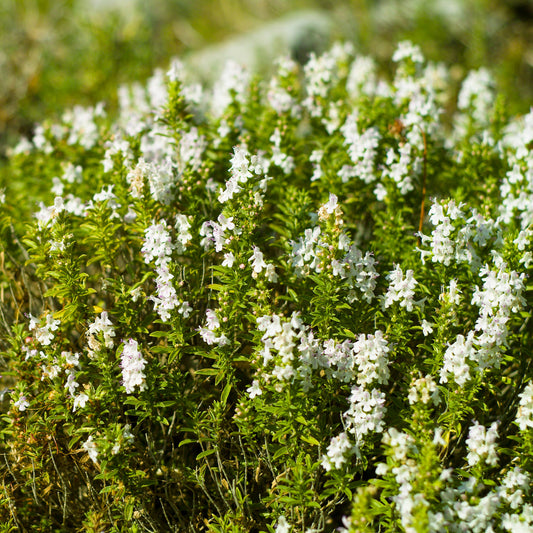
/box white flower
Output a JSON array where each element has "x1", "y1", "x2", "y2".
[
  {"x1": 167, "y1": 58, "x2": 185, "y2": 82},
  {"x1": 340, "y1": 114, "x2": 380, "y2": 184},
  {"x1": 178, "y1": 301, "x2": 192, "y2": 318},
  {"x1": 29, "y1": 313, "x2": 60, "y2": 346},
  {"x1": 93, "y1": 185, "x2": 118, "y2": 206},
  {"x1": 222, "y1": 252, "x2": 235, "y2": 268},
  {"x1": 102, "y1": 136, "x2": 131, "y2": 173},
  {"x1": 321, "y1": 432, "x2": 353, "y2": 471},
  {"x1": 14, "y1": 395, "x2": 29, "y2": 412},
  {"x1": 418, "y1": 199, "x2": 488, "y2": 268},
  {"x1": 499, "y1": 467, "x2": 530, "y2": 510},
  {"x1": 256, "y1": 314, "x2": 283, "y2": 339},
  {"x1": 381, "y1": 265, "x2": 418, "y2": 312},
  {"x1": 382, "y1": 143, "x2": 419, "y2": 195},
  {"x1": 34, "y1": 198, "x2": 65, "y2": 228},
  {"x1": 375, "y1": 462, "x2": 388, "y2": 476},
  {"x1": 318, "y1": 193, "x2": 340, "y2": 221},
  {"x1": 205, "y1": 309, "x2": 220, "y2": 330},
  {"x1": 62, "y1": 104, "x2": 103, "y2": 149},
  {"x1": 82, "y1": 435, "x2": 99, "y2": 463},
  {"x1": 466, "y1": 420, "x2": 499, "y2": 467},
  {"x1": 198, "y1": 309, "x2": 229, "y2": 346},
  {"x1": 200, "y1": 215, "x2": 240, "y2": 252},
  {"x1": 352, "y1": 330, "x2": 390, "y2": 386},
  {"x1": 121, "y1": 339, "x2": 147, "y2": 394},
  {"x1": 501, "y1": 507, "x2": 533, "y2": 532},
  {"x1": 344, "y1": 386, "x2": 387, "y2": 441},
  {"x1": 218, "y1": 145, "x2": 253, "y2": 203},
  {"x1": 146, "y1": 68, "x2": 168, "y2": 110},
  {"x1": 302, "y1": 50, "x2": 337, "y2": 117},
  {"x1": 447, "y1": 279, "x2": 462, "y2": 305},
  {"x1": 433, "y1": 428, "x2": 446, "y2": 447},
  {"x1": 516, "y1": 382, "x2": 533, "y2": 431},
  {"x1": 42, "y1": 363, "x2": 61, "y2": 380},
  {"x1": 65, "y1": 370, "x2": 79, "y2": 396},
  {"x1": 133, "y1": 151, "x2": 174, "y2": 205},
  {"x1": 457, "y1": 68, "x2": 494, "y2": 125},
  {"x1": 421, "y1": 320, "x2": 434, "y2": 336},
  {"x1": 290, "y1": 226, "x2": 322, "y2": 275},
  {"x1": 347, "y1": 55, "x2": 377, "y2": 97},
  {"x1": 383, "y1": 427, "x2": 415, "y2": 462},
  {"x1": 249, "y1": 246, "x2": 267, "y2": 276},
  {"x1": 270, "y1": 128, "x2": 295, "y2": 175},
  {"x1": 175, "y1": 214, "x2": 192, "y2": 252},
  {"x1": 87, "y1": 311, "x2": 115, "y2": 349},
  {"x1": 142, "y1": 220, "x2": 190, "y2": 322},
  {"x1": 198, "y1": 328, "x2": 217, "y2": 345},
  {"x1": 264, "y1": 264, "x2": 278, "y2": 283},
  {"x1": 247, "y1": 380, "x2": 262, "y2": 399},
  {"x1": 64, "y1": 351, "x2": 80, "y2": 366},
  {"x1": 470, "y1": 265, "x2": 525, "y2": 371},
  {"x1": 123, "y1": 424, "x2": 134, "y2": 444},
  {"x1": 272, "y1": 364, "x2": 295, "y2": 381},
  {"x1": 408, "y1": 374, "x2": 439, "y2": 405},
  {"x1": 275, "y1": 515, "x2": 291, "y2": 533},
  {"x1": 211, "y1": 60, "x2": 250, "y2": 117},
  {"x1": 267, "y1": 60, "x2": 298, "y2": 115},
  {"x1": 392, "y1": 41, "x2": 424, "y2": 64},
  {"x1": 440, "y1": 332, "x2": 475, "y2": 386},
  {"x1": 142, "y1": 221, "x2": 174, "y2": 267},
  {"x1": 73, "y1": 393, "x2": 89, "y2": 412},
  {"x1": 130, "y1": 286, "x2": 143, "y2": 302}
]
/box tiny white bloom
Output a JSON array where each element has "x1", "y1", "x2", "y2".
[
  {"x1": 247, "y1": 380, "x2": 262, "y2": 399},
  {"x1": 421, "y1": 320, "x2": 434, "y2": 336},
  {"x1": 73, "y1": 393, "x2": 89, "y2": 412},
  {"x1": 222, "y1": 252, "x2": 235, "y2": 268},
  {"x1": 82, "y1": 435, "x2": 99, "y2": 463},
  {"x1": 14, "y1": 395, "x2": 29, "y2": 412},
  {"x1": 275, "y1": 515, "x2": 291, "y2": 533}
]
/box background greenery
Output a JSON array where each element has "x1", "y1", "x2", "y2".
[{"x1": 2, "y1": 0, "x2": 533, "y2": 154}]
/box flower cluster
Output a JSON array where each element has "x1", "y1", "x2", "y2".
[
  {"x1": 198, "y1": 309, "x2": 229, "y2": 347},
  {"x1": 466, "y1": 420, "x2": 500, "y2": 467},
  {"x1": 142, "y1": 221, "x2": 192, "y2": 321},
  {"x1": 381, "y1": 265, "x2": 418, "y2": 312},
  {"x1": 290, "y1": 195, "x2": 379, "y2": 302},
  {"x1": 87, "y1": 311, "x2": 115, "y2": 356},
  {"x1": 516, "y1": 383, "x2": 533, "y2": 431},
  {"x1": 120, "y1": 338, "x2": 147, "y2": 394},
  {"x1": 3, "y1": 39, "x2": 533, "y2": 532},
  {"x1": 28, "y1": 313, "x2": 60, "y2": 346},
  {"x1": 419, "y1": 199, "x2": 497, "y2": 270}
]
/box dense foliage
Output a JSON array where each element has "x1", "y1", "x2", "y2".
[{"x1": 1, "y1": 40, "x2": 533, "y2": 531}]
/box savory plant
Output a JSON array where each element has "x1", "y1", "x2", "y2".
[{"x1": 1, "y1": 40, "x2": 532, "y2": 532}]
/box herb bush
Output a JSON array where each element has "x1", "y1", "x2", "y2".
[{"x1": 1, "y1": 41, "x2": 533, "y2": 532}]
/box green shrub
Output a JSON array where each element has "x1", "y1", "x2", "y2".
[{"x1": 1, "y1": 41, "x2": 533, "y2": 531}]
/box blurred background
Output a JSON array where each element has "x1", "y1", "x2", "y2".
[{"x1": 2, "y1": 0, "x2": 533, "y2": 153}]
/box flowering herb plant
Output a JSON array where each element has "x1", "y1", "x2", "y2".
[{"x1": 1, "y1": 41, "x2": 533, "y2": 532}]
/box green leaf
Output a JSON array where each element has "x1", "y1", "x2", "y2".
[
  {"x1": 221, "y1": 382, "x2": 232, "y2": 406},
  {"x1": 207, "y1": 283, "x2": 226, "y2": 292},
  {"x1": 178, "y1": 439, "x2": 196, "y2": 447},
  {"x1": 195, "y1": 368, "x2": 218, "y2": 376},
  {"x1": 301, "y1": 435, "x2": 320, "y2": 446},
  {"x1": 150, "y1": 330, "x2": 169, "y2": 338},
  {"x1": 196, "y1": 449, "x2": 215, "y2": 460},
  {"x1": 273, "y1": 446, "x2": 288, "y2": 460}
]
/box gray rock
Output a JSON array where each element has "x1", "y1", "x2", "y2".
[{"x1": 184, "y1": 10, "x2": 334, "y2": 82}]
